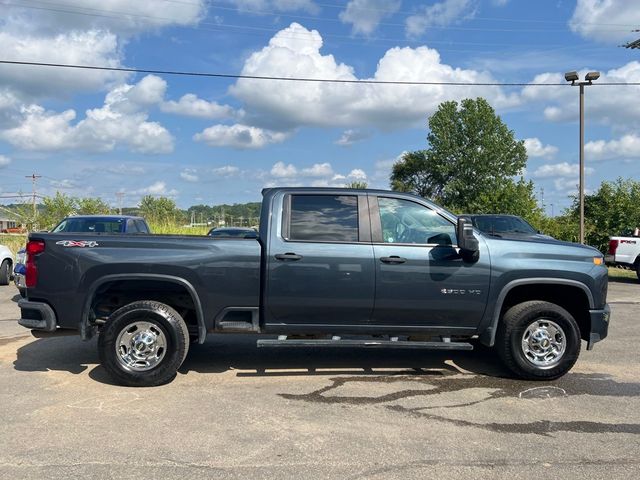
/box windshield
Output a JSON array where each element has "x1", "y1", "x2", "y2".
[
  {"x1": 52, "y1": 218, "x2": 125, "y2": 233},
  {"x1": 472, "y1": 216, "x2": 537, "y2": 235}
]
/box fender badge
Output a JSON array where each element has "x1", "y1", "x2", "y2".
[{"x1": 56, "y1": 240, "x2": 99, "y2": 248}]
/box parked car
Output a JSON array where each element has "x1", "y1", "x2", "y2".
[
  {"x1": 207, "y1": 227, "x2": 258, "y2": 239},
  {"x1": 13, "y1": 248, "x2": 26, "y2": 297},
  {"x1": 0, "y1": 244, "x2": 13, "y2": 286},
  {"x1": 52, "y1": 215, "x2": 151, "y2": 234},
  {"x1": 14, "y1": 215, "x2": 151, "y2": 298},
  {"x1": 465, "y1": 214, "x2": 553, "y2": 240},
  {"x1": 17, "y1": 187, "x2": 609, "y2": 387},
  {"x1": 605, "y1": 229, "x2": 640, "y2": 281}
]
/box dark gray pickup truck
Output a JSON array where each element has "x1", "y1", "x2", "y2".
[{"x1": 18, "y1": 188, "x2": 610, "y2": 386}]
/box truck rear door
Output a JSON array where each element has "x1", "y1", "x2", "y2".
[{"x1": 264, "y1": 192, "x2": 375, "y2": 330}]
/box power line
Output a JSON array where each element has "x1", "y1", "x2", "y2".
[
  {"x1": 2, "y1": 60, "x2": 639, "y2": 86},
  {"x1": 3, "y1": 1, "x2": 630, "y2": 48}
]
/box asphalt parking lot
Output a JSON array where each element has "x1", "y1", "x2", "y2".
[{"x1": 0, "y1": 281, "x2": 639, "y2": 479}]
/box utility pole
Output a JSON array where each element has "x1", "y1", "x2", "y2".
[
  {"x1": 25, "y1": 173, "x2": 42, "y2": 217},
  {"x1": 116, "y1": 192, "x2": 125, "y2": 215}
]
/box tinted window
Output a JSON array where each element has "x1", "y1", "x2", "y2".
[
  {"x1": 289, "y1": 195, "x2": 358, "y2": 242},
  {"x1": 378, "y1": 197, "x2": 456, "y2": 245},
  {"x1": 126, "y1": 219, "x2": 139, "y2": 233},
  {"x1": 52, "y1": 218, "x2": 125, "y2": 233},
  {"x1": 135, "y1": 220, "x2": 149, "y2": 233}
]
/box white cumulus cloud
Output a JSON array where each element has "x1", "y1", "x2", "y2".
[
  {"x1": 211, "y1": 166, "x2": 241, "y2": 176},
  {"x1": 161, "y1": 94, "x2": 239, "y2": 120},
  {"x1": 521, "y1": 62, "x2": 640, "y2": 131},
  {"x1": 569, "y1": 0, "x2": 640, "y2": 44},
  {"x1": 0, "y1": 76, "x2": 174, "y2": 154},
  {"x1": 533, "y1": 162, "x2": 594, "y2": 178},
  {"x1": 229, "y1": 23, "x2": 517, "y2": 136},
  {"x1": 524, "y1": 137, "x2": 558, "y2": 159},
  {"x1": 0, "y1": 155, "x2": 10, "y2": 168},
  {"x1": 585, "y1": 134, "x2": 640, "y2": 160},
  {"x1": 406, "y1": 0, "x2": 476, "y2": 37},
  {"x1": 180, "y1": 169, "x2": 199, "y2": 182},
  {"x1": 193, "y1": 124, "x2": 288, "y2": 149},
  {"x1": 335, "y1": 129, "x2": 372, "y2": 146},
  {"x1": 339, "y1": 0, "x2": 401, "y2": 36},
  {"x1": 135, "y1": 181, "x2": 178, "y2": 196}
]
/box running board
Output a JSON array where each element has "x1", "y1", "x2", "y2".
[{"x1": 257, "y1": 337, "x2": 473, "y2": 350}]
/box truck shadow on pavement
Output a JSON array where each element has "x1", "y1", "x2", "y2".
[{"x1": 12, "y1": 334, "x2": 640, "y2": 436}]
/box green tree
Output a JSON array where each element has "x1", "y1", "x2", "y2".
[
  {"x1": 345, "y1": 181, "x2": 368, "y2": 189},
  {"x1": 39, "y1": 192, "x2": 76, "y2": 230},
  {"x1": 568, "y1": 178, "x2": 640, "y2": 252},
  {"x1": 76, "y1": 197, "x2": 112, "y2": 215},
  {"x1": 470, "y1": 177, "x2": 543, "y2": 222},
  {"x1": 391, "y1": 98, "x2": 530, "y2": 213},
  {"x1": 139, "y1": 195, "x2": 180, "y2": 224}
]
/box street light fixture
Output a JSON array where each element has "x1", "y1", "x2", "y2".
[{"x1": 565, "y1": 70, "x2": 600, "y2": 244}]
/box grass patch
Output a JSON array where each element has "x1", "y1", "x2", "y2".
[
  {"x1": 0, "y1": 234, "x2": 27, "y2": 256},
  {"x1": 148, "y1": 222, "x2": 210, "y2": 236},
  {"x1": 608, "y1": 266, "x2": 638, "y2": 281}
]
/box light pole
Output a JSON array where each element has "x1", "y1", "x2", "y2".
[{"x1": 564, "y1": 70, "x2": 600, "y2": 244}]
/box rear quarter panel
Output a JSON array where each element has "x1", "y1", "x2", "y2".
[{"x1": 28, "y1": 233, "x2": 261, "y2": 330}]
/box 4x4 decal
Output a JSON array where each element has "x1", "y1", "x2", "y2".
[{"x1": 55, "y1": 240, "x2": 99, "y2": 248}]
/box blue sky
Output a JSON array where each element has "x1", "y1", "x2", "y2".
[{"x1": 1, "y1": 0, "x2": 639, "y2": 213}]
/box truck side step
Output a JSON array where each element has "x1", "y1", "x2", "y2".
[
  {"x1": 218, "y1": 321, "x2": 256, "y2": 332},
  {"x1": 257, "y1": 337, "x2": 473, "y2": 350}
]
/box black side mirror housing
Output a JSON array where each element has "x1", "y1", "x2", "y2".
[{"x1": 456, "y1": 217, "x2": 479, "y2": 262}]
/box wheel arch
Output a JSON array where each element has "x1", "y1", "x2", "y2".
[
  {"x1": 82, "y1": 274, "x2": 206, "y2": 344},
  {"x1": 481, "y1": 278, "x2": 594, "y2": 347}
]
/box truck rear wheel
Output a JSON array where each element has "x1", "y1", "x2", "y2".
[
  {"x1": 98, "y1": 301, "x2": 189, "y2": 387},
  {"x1": 496, "y1": 301, "x2": 581, "y2": 380}
]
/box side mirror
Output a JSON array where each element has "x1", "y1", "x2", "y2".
[{"x1": 456, "y1": 217, "x2": 479, "y2": 262}]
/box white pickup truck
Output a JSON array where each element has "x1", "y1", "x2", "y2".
[{"x1": 605, "y1": 229, "x2": 640, "y2": 281}]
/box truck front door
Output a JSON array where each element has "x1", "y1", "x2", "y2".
[
  {"x1": 265, "y1": 192, "x2": 375, "y2": 330},
  {"x1": 370, "y1": 195, "x2": 491, "y2": 332}
]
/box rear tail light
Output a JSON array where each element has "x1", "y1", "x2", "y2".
[
  {"x1": 25, "y1": 240, "x2": 45, "y2": 288},
  {"x1": 607, "y1": 239, "x2": 619, "y2": 255}
]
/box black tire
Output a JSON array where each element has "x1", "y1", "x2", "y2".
[
  {"x1": 98, "y1": 301, "x2": 189, "y2": 387},
  {"x1": 636, "y1": 261, "x2": 640, "y2": 282},
  {"x1": 0, "y1": 260, "x2": 10, "y2": 286},
  {"x1": 496, "y1": 300, "x2": 581, "y2": 380}
]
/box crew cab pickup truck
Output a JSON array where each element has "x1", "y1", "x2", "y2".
[
  {"x1": 17, "y1": 188, "x2": 610, "y2": 386},
  {"x1": 605, "y1": 231, "x2": 640, "y2": 281}
]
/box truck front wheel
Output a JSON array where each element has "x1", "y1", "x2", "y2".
[
  {"x1": 98, "y1": 301, "x2": 189, "y2": 387},
  {"x1": 496, "y1": 301, "x2": 581, "y2": 380}
]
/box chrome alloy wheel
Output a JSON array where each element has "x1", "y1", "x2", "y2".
[
  {"x1": 115, "y1": 321, "x2": 167, "y2": 372},
  {"x1": 521, "y1": 319, "x2": 566, "y2": 369}
]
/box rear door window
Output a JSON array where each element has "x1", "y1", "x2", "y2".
[{"x1": 288, "y1": 195, "x2": 359, "y2": 242}]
